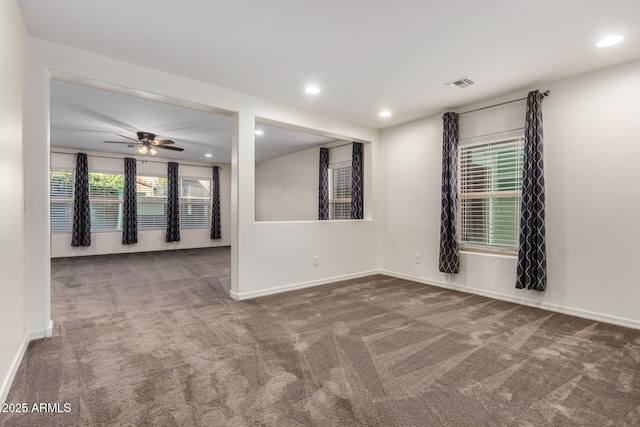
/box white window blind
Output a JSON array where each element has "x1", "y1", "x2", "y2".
[
  {"x1": 459, "y1": 137, "x2": 524, "y2": 252},
  {"x1": 137, "y1": 176, "x2": 167, "y2": 229},
  {"x1": 89, "y1": 172, "x2": 124, "y2": 231},
  {"x1": 180, "y1": 177, "x2": 211, "y2": 228},
  {"x1": 329, "y1": 162, "x2": 351, "y2": 220},
  {"x1": 50, "y1": 170, "x2": 74, "y2": 233}
]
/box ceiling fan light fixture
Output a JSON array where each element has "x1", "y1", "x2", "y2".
[{"x1": 105, "y1": 131, "x2": 185, "y2": 157}]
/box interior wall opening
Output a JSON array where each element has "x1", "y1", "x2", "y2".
[
  {"x1": 254, "y1": 119, "x2": 369, "y2": 222},
  {"x1": 48, "y1": 77, "x2": 236, "y2": 322}
]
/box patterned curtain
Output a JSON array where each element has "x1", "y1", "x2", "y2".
[
  {"x1": 71, "y1": 152, "x2": 91, "y2": 247},
  {"x1": 211, "y1": 166, "x2": 221, "y2": 239},
  {"x1": 318, "y1": 147, "x2": 329, "y2": 220},
  {"x1": 438, "y1": 112, "x2": 459, "y2": 273},
  {"x1": 122, "y1": 157, "x2": 138, "y2": 245},
  {"x1": 166, "y1": 162, "x2": 181, "y2": 242},
  {"x1": 351, "y1": 142, "x2": 364, "y2": 219},
  {"x1": 517, "y1": 91, "x2": 547, "y2": 291}
]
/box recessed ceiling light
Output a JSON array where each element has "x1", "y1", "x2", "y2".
[
  {"x1": 379, "y1": 111, "x2": 392, "y2": 117},
  {"x1": 597, "y1": 35, "x2": 624, "y2": 47},
  {"x1": 254, "y1": 130, "x2": 264, "y2": 135},
  {"x1": 305, "y1": 86, "x2": 321, "y2": 94},
  {"x1": 204, "y1": 153, "x2": 212, "y2": 158}
]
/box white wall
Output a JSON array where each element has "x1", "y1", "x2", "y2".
[
  {"x1": 25, "y1": 37, "x2": 380, "y2": 333},
  {"x1": 49, "y1": 150, "x2": 231, "y2": 257},
  {"x1": 0, "y1": 0, "x2": 27, "y2": 404},
  {"x1": 255, "y1": 143, "x2": 356, "y2": 222},
  {"x1": 378, "y1": 58, "x2": 640, "y2": 328},
  {"x1": 255, "y1": 146, "x2": 319, "y2": 222}
]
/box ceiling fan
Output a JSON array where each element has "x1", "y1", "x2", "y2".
[{"x1": 104, "y1": 131, "x2": 185, "y2": 157}]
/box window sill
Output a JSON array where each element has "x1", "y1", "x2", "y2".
[{"x1": 460, "y1": 248, "x2": 517, "y2": 259}]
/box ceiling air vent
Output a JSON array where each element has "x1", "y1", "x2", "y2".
[{"x1": 445, "y1": 77, "x2": 475, "y2": 90}]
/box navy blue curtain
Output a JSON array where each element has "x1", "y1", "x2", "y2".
[
  {"x1": 351, "y1": 142, "x2": 364, "y2": 219},
  {"x1": 211, "y1": 166, "x2": 221, "y2": 239},
  {"x1": 122, "y1": 157, "x2": 138, "y2": 245},
  {"x1": 318, "y1": 147, "x2": 329, "y2": 220},
  {"x1": 166, "y1": 162, "x2": 181, "y2": 242},
  {"x1": 517, "y1": 91, "x2": 547, "y2": 291},
  {"x1": 71, "y1": 152, "x2": 91, "y2": 247},
  {"x1": 438, "y1": 113, "x2": 459, "y2": 273}
]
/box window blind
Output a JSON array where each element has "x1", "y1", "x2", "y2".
[
  {"x1": 180, "y1": 177, "x2": 212, "y2": 228},
  {"x1": 50, "y1": 170, "x2": 74, "y2": 233},
  {"x1": 89, "y1": 172, "x2": 124, "y2": 231},
  {"x1": 459, "y1": 137, "x2": 524, "y2": 251},
  {"x1": 329, "y1": 163, "x2": 352, "y2": 220},
  {"x1": 137, "y1": 176, "x2": 167, "y2": 229}
]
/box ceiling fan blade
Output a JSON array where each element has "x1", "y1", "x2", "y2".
[
  {"x1": 116, "y1": 133, "x2": 139, "y2": 142},
  {"x1": 151, "y1": 139, "x2": 175, "y2": 145},
  {"x1": 104, "y1": 140, "x2": 138, "y2": 144},
  {"x1": 156, "y1": 145, "x2": 184, "y2": 152},
  {"x1": 69, "y1": 105, "x2": 136, "y2": 132}
]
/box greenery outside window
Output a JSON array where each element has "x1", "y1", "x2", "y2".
[{"x1": 89, "y1": 172, "x2": 124, "y2": 231}]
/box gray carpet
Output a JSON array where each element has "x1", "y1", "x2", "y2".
[{"x1": 2, "y1": 247, "x2": 639, "y2": 426}]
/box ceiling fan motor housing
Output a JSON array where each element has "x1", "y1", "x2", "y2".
[{"x1": 137, "y1": 131, "x2": 156, "y2": 142}]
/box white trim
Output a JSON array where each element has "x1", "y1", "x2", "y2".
[
  {"x1": 27, "y1": 329, "x2": 47, "y2": 341},
  {"x1": 46, "y1": 320, "x2": 54, "y2": 338},
  {"x1": 230, "y1": 270, "x2": 379, "y2": 300},
  {"x1": 0, "y1": 336, "x2": 29, "y2": 405},
  {"x1": 379, "y1": 270, "x2": 640, "y2": 330},
  {"x1": 51, "y1": 242, "x2": 229, "y2": 259},
  {"x1": 230, "y1": 268, "x2": 640, "y2": 330}
]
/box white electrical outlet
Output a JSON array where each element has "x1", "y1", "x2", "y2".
[
  {"x1": 414, "y1": 254, "x2": 421, "y2": 264},
  {"x1": 314, "y1": 256, "x2": 320, "y2": 267}
]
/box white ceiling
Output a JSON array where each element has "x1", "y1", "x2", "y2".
[
  {"x1": 20, "y1": 1, "x2": 640, "y2": 129},
  {"x1": 50, "y1": 80, "x2": 338, "y2": 163}
]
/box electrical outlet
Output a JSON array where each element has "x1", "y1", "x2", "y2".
[
  {"x1": 314, "y1": 256, "x2": 320, "y2": 267},
  {"x1": 414, "y1": 254, "x2": 421, "y2": 264}
]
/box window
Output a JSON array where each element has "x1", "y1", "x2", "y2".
[
  {"x1": 89, "y1": 172, "x2": 124, "y2": 231},
  {"x1": 180, "y1": 177, "x2": 211, "y2": 228},
  {"x1": 49, "y1": 167, "x2": 214, "y2": 233},
  {"x1": 329, "y1": 162, "x2": 351, "y2": 220},
  {"x1": 459, "y1": 136, "x2": 524, "y2": 253},
  {"x1": 137, "y1": 176, "x2": 167, "y2": 229},
  {"x1": 50, "y1": 170, "x2": 74, "y2": 233}
]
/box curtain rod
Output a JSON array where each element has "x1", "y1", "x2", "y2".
[
  {"x1": 50, "y1": 150, "x2": 222, "y2": 169},
  {"x1": 325, "y1": 141, "x2": 363, "y2": 150},
  {"x1": 328, "y1": 142, "x2": 354, "y2": 149},
  {"x1": 458, "y1": 90, "x2": 550, "y2": 116}
]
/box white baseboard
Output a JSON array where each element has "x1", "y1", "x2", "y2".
[
  {"x1": 1, "y1": 321, "x2": 55, "y2": 404},
  {"x1": 230, "y1": 270, "x2": 380, "y2": 300},
  {"x1": 27, "y1": 329, "x2": 46, "y2": 341},
  {"x1": 0, "y1": 336, "x2": 29, "y2": 405},
  {"x1": 379, "y1": 270, "x2": 640, "y2": 330},
  {"x1": 46, "y1": 320, "x2": 54, "y2": 337}
]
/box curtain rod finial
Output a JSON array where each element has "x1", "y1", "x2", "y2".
[{"x1": 542, "y1": 90, "x2": 551, "y2": 97}]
